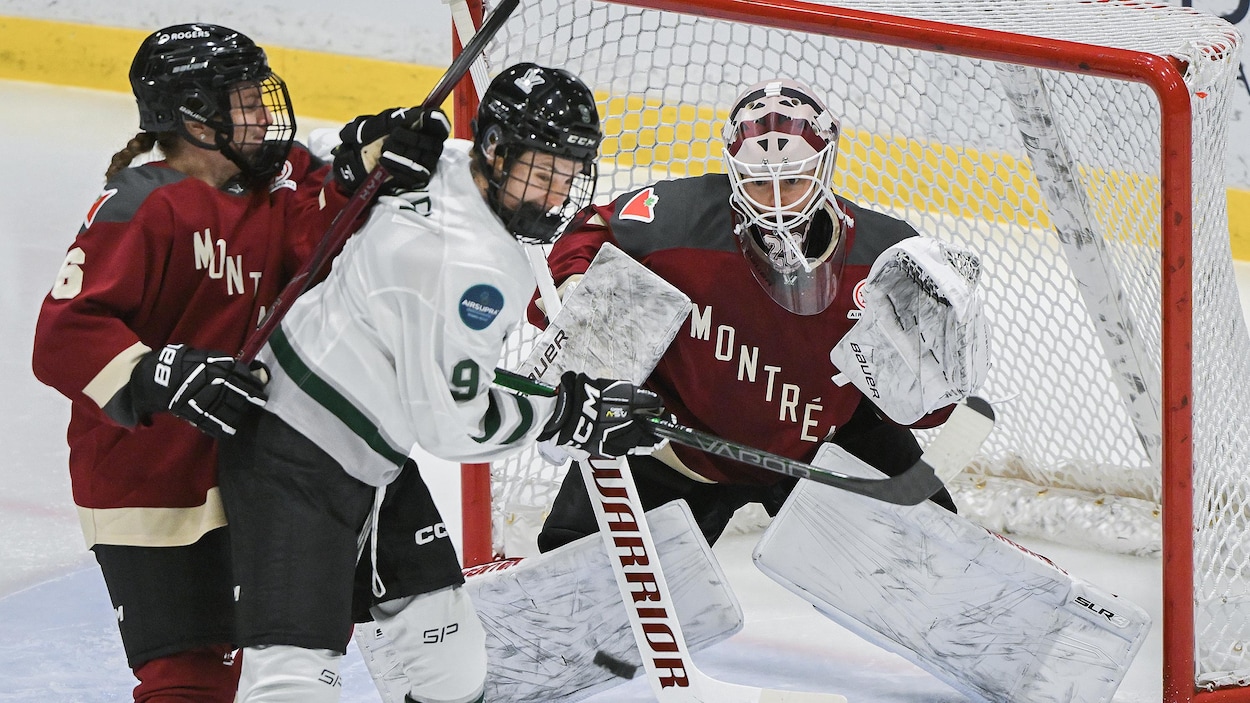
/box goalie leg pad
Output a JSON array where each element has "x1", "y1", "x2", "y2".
[
  {"x1": 468, "y1": 500, "x2": 743, "y2": 702},
  {"x1": 754, "y1": 444, "x2": 1150, "y2": 703}
]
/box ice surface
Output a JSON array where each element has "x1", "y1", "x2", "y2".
[{"x1": 5, "y1": 78, "x2": 1237, "y2": 703}]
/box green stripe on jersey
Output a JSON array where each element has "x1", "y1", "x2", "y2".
[
  {"x1": 503, "y1": 397, "x2": 537, "y2": 444},
  {"x1": 472, "y1": 393, "x2": 503, "y2": 444},
  {"x1": 269, "y1": 327, "x2": 409, "y2": 467},
  {"x1": 469, "y1": 392, "x2": 537, "y2": 445}
]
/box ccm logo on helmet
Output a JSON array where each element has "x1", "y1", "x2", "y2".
[
  {"x1": 159, "y1": 29, "x2": 211, "y2": 43},
  {"x1": 566, "y1": 134, "x2": 597, "y2": 147}
]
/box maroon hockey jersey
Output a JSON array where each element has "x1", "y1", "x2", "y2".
[
  {"x1": 32, "y1": 146, "x2": 348, "y2": 546},
  {"x1": 533, "y1": 174, "x2": 951, "y2": 485}
]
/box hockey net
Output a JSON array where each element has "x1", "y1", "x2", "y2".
[{"x1": 453, "y1": 0, "x2": 1250, "y2": 696}]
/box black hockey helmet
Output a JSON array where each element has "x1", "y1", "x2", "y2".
[
  {"x1": 129, "y1": 24, "x2": 296, "y2": 185},
  {"x1": 473, "y1": 63, "x2": 602, "y2": 244}
]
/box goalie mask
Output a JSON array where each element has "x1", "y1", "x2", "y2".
[
  {"x1": 473, "y1": 63, "x2": 602, "y2": 245},
  {"x1": 724, "y1": 79, "x2": 850, "y2": 315},
  {"x1": 130, "y1": 24, "x2": 296, "y2": 186}
]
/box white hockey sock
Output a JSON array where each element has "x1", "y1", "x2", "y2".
[
  {"x1": 235, "y1": 644, "x2": 343, "y2": 703},
  {"x1": 371, "y1": 585, "x2": 487, "y2": 703}
]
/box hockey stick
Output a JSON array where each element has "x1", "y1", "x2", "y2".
[
  {"x1": 581, "y1": 455, "x2": 848, "y2": 702},
  {"x1": 491, "y1": 368, "x2": 991, "y2": 505},
  {"x1": 238, "y1": 0, "x2": 521, "y2": 362}
]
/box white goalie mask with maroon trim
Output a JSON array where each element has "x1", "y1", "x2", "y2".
[{"x1": 724, "y1": 79, "x2": 850, "y2": 315}]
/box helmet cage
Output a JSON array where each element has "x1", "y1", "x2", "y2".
[
  {"x1": 473, "y1": 63, "x2": 603, "y2": 244},
  {"x1": 727, "y1": 147, "x2": 837, "y2": 272},
  {"x1": 481, "y1": 139, "x2": 598, "y2": 245},
  {"x1": 205, "y1": 75, "x2": 297, "y2": 186}
]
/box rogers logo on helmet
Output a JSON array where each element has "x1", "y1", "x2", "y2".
[{"x1": 158, "y1": 29, "x2": 211, "y2": 43}]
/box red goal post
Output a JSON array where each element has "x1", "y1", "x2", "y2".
[{"x1": 451, "y1": 0, "x2": 1249, "y2": 700}]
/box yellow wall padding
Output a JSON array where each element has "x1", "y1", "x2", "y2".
[
  {"x1": 3, "y1": 14, "x2": 1247, "y2": 259},
  {"x1": 0, "y1": 16, "x2": 447, "y2": 123}
]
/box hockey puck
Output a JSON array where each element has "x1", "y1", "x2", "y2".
[{"x1": 593, "y1": 650, "x2": 638, "y2": 679}]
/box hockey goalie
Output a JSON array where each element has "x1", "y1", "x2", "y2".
[{"x1": 480, "y1": 237, "x2": 1143, "y2": 703}]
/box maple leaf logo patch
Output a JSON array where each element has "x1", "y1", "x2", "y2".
[{"x1": 618, "y1": 187, "x2": 659, "y2": 223}]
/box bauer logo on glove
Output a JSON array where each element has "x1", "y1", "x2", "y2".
[
  {"x1": 112, "y1": 343, "x2": 269, "y2": 439},
  {"x1": 829, "y1": 236, "x2": 991, "y2": 425}
]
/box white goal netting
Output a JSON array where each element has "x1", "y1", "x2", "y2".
[{"x1": 466, "y1": 0, "x2": 1250, "y2": 691}]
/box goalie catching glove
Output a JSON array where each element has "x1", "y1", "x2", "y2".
[
  {"x1": 537, "y1": 371, "x2": 666, "y2": 459},
  {"x1": 829, "y1": 236, "x2": 990, "y2": 425},
  {"x1": 113, "y1": 344, "x2": 268, "y2": 438},
  {"x1": 333, "y1": 106, "x2": 451, "y2": 194}
]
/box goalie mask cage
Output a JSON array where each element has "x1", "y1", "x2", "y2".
[{"x1": 450, "y1": 0, "x2": 1250, "y2": 699}]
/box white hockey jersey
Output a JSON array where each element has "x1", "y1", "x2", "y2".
[{"x1": 260, "y1": 140, "x2": 556, "y2": 487}]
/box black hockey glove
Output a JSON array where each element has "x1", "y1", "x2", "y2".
[
  {"x1": 537, "y1": 371, "x2": 666, "y2": 458},
  {"x1": 124, "y1": 344, "x2": 268, "y2": 439},
  {"x1": 332, "y1": 106, "x2": 450, "y2": 194}
]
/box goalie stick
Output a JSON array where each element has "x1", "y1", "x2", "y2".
[
  {"x1": 579, "y1": 395, "x2": 992, "y2": 702},
  {"x1": 238, "y1": 0, "x2": 520, "y2": 362},
  {"x1": 491, "y1": 368, "x2": 994, "y2": 505}
]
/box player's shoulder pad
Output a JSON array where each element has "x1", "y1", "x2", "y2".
[
  {"x1": 83, "y1": 164, "x2": 189, "y2": 232},
  {"x1": 839, "y1": 195, "x2": 922, "y2": 267},
  {"x1": 607, "y1": 173, "x2": 738, "y2": 258}
]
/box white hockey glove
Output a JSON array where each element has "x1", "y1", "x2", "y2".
[
  {"x1": 829, "y1": 236, "x2": 990, "y2": 425},
  {"x1": 332, "y1": 107, "x2": 450, "y2": 194}
]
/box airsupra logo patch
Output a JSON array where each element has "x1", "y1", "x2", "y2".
[
  {"x1": 849, "y1": 279, "x2": 868, "y2": 320},
  {"x1": 459, "y1": 284, "x2": 504, "y2": 330},
  {"x1": 619, "y1": 187, "x2": 659, "y2": 223}
]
